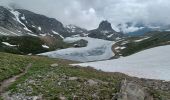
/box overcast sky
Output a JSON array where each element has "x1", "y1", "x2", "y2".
[{"x1": 1, "y1": 0, "x2": 170, "y2": 31}]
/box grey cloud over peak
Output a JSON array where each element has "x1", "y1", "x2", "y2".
[{"x1": 0, "y1": 0, "x2": 170, "y2": 31}]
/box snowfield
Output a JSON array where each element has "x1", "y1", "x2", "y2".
[
  {"x1": 72, "y1": 45, "x2": 170, "y2": 81},
  {"x1": 2, "y1": 42, "x2": 17, "y2": 47},
  {"x1": 39, "y1": 37, "x2": 115, "y2": 62}
]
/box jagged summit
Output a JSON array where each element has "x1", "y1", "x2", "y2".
[
  {"x1": 98, "y1": 20, "x2": 114, "y2": 31},
  {"x1": 88, "y1": 20, "x2": 124, "y2": 40}
]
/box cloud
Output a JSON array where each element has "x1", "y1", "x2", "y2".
[{"x1": 0, "y1": 0, "x2": 170, "y2": 31}]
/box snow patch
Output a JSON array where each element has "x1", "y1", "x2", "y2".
[
  {"x1": 115, "y1": 46, "x2": 126, "y2": 50},
  {"x1": 26, "y1": 33, "x2": 38, "y2": 37},
  {"x1": 107, "y1": 34, "x2": 113, "y2": 38},
  {"x1": 121, "y1": 41, "x2": 129, "y2": 45},
  {"x1": 101, "y1": 31, "x2": 110, "y2": 34},
  {"x1": 115, "y1": 37, "x2": 121, "y2": 40},
  {"x1": 21, "y1": 15, "x2": 26, "y2": 20},
  {"x1": 120, "y1": 47, "x2": 126, "y2": 49},
  {"x1": 40, "y1": 34, "x2": 47, "y2": 37},
  {"x1": 73, "y1": 45, "x2": 170, "y2": 81},
  {"x1": 10, "y1": 10, "x2": 32, "y2": 33},
  {"x1": 134, "y1": 37, "x2": 150, "y2": 42},
  {"x1": 38, "y1": 27, "x2": 42, "y2": 31},
  {"x1": 32, "y1": 25, "x2": 36, "y2": 28},
  {"x1": 42, "y1": 45, "x2": 49, "y2": 49},
  {"x1": 2, "y1": 42, "x2": 17, "y2": 47},
  {"x1": 66, "y1": 25, "x2": 77, "y2": 33},
  {"x1": 39, "y1": 37, "x2": 115, "y2": 62},
  {"x1": 52, "y1": 30, "x2": 64, "y2": 39}
]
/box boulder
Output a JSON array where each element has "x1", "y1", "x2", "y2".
[
  {"x1": 116, "y1": 80, "x2": 153, "y2": 100},
  {"x1": 50, "y1": 63, "x2": 58, "y2": 67},
  {"x1": 87, "y1": 79, "x2": 98, "y2": 86}
]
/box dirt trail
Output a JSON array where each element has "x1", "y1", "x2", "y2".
[{"x1": 0, "y1": 63, "x2": 32, "y2": 97}]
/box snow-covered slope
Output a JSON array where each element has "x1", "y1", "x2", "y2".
[
  {"x1": 39, "y1": 37, "x2": 115, "y2": 62},
  {"x1": 73, "y1": 45, "x2": 170, "y2": 81}
]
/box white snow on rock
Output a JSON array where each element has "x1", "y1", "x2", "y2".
[
  {"x1": 115, "y1": 46, "x2": 126, "y2": 50},
  {"x1": 66, "y1": 25, "x2": 76, "y2": 32},
  {"x1": 2, "y1": 42, "x2": 17, "y2": 47},
  {"x1": 134, "y1": 37, "x2": 150, "y2": 42},
  {"x1": 21, "y1": 15, "x2": 26, "y2": 20},
  {"x1": 26, "y1": 32, "x2": 38, "y2": 37},
  {"x1": 10, "y1": 10, "x2": 32, "y2": 33},
  {"x1": 42, "y1": 45, "x2": 49, "y2": 49},
  {"x1": 38, "y1": 27, "x2": 42, "y2": 31},
  {"x1": 32, "y1": 25, "x2": 36, "y2": 28},
  {"x1": 120, "y1": 47, "x2": 126, "y2": 49},
  {"x1": 52, "y1": 30, "x2": 64, "y2": 39},
  {"x1": 40, "y1": 34, "x2": 47, "y2": 37},
  {"x1": 39, "y1": 37, "x2": 115, "y2": 62},
  {"x1": 72, "y1": 45, "x2": 170, "y2": 81},
  {"x1": 107, "y1": 34, "x2": 113, "y2": 38}
]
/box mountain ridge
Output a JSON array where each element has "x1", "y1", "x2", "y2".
[{"x1": 0, "y1": 6, "x2": 124, "y2": 41}]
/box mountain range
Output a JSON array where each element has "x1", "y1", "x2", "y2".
[
  {"x1": 1, "y1": 6, "x2": 170, "y2": 40},
  {"x1": 0, "y1": 6, "x2": 123, "y2": 40}
]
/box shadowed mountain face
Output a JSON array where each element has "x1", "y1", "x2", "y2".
[
  {"x1": 88, "y1": 20, "x2": 124, "y2": 41},
  {"x1": 0, "y1": 6, "x2": 27, "y2": 36},
  {"x1": 0, "y1": 6, "x2": 89, "y2": 39},
  {"x1": 98, "y1": 20, "x2": 115, "y2": 31},
  {"x1": 17, "y1": 9, "x2": 66, "y2": 35}
]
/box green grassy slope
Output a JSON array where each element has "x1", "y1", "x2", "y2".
[
  {"x1": 0, "y1": 52, "x2": 122, "y2": 99},
  {"x1": 0, "y1": 52, "x2": 170, "y2": 99},
  {"x1": 0, "y1": 36, "x2": 70, "y2": 55},
  {"x1": 118, "y1": 32, "x2": 170, "y2": 56}
]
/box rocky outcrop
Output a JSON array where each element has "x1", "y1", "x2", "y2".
[
  {"x1": 72, "y1": 39, "x2": 88, "y2": 47},
  {"x1": 0, "y1": 6, "x2": 27, "y2": 36},
  {"x1": 88, "y1": 20, "x2": 124, "y2": 40},
  {"x1": 115, "y1": 80, "x2": 153, "y2": 100},
  {"x1": 16, "y1": 9, "x2": 69, "y2": 37},
  {"x1": 98, "y1": 20, "x2": 115, "y2": 31},
  {"x1": 65, "y1": 24, "x2": 88, "y2": 37}
]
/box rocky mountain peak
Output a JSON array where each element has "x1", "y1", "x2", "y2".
[
  {"x1": 88, "y1": 20, "x2": 123, "y2": 40},
  {"x1": 98, "y1": 20, "x2": 114, "y2": 31}
]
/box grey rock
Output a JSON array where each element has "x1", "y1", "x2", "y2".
[
  {"x1": 59, "y1": 95, "x2": 66, "y2": 100},
  {"x1": 116, "y1": 80, "x2": 153, "y2": 100},
  {"x1": 72, "y1": 39, "x2": 88, "y2": 47},
  {"x1": 50, "y1": 63, "x2": 59, "y2": 67},
  {"x1": 68, "y1": 77, "x2": 78, "y2": 81},
  {"x1": 87, "y1": 79, "x2": 98, "y2": 86}
]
